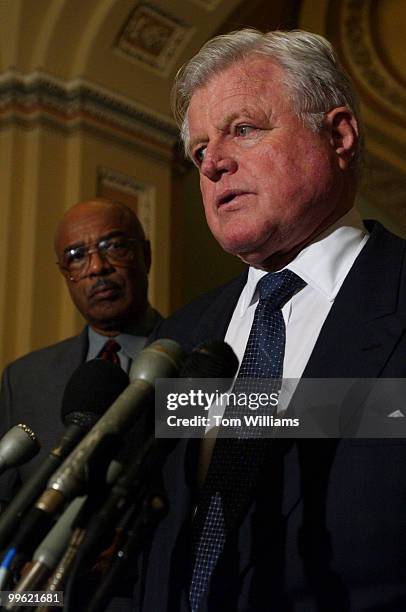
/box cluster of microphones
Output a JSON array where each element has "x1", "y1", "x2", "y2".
[{"x1": 0, "y1": 339, "x2": 238, "y2": 611}]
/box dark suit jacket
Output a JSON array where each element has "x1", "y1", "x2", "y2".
[
  {"x1": 136, "y1": 223, "x2": 406, "y2": 612},
  {"x1": 0, "y1": 328, "x2": 88, "y2": 502}
]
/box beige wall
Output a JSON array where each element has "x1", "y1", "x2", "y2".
[{"x1": 0, "y1": 126, "x2": 66, "y2": 366}]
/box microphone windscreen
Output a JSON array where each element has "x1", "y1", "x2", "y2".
[
  {"x1": 61, "y1": 360, "x2": 129, "y2": 428},
  {"x1": 180, "y1": 340, "x2": 239, "y2": 379}
]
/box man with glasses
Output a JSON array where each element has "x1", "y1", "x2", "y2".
[{"x1": 0, "y1": 198, "x2": 160, "y2": 502}]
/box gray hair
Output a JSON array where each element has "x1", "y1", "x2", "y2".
[{"x1": 171, "y1": 28, "x2": 363, "y2": 170}]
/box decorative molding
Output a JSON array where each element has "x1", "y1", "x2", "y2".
[
  {"x1": 97, "y1": 166, "x2": 155, "y2": 240},
  {"x1": 338, "y1": 0, "x2": 406, "y2": 121},
  {"x1": 116, "y1": 4, "x2": 193, "y2": 76},
  {"x1": 0, "y1": 70, "x2": 179, "y2": 159}
]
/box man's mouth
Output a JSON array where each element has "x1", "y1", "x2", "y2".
[
  {"x1": 215, "y1": 190, "x2": 252, "y2": 207},
  {"x1": 88, "y1": 280, "x2": 122, "y2": 300}
]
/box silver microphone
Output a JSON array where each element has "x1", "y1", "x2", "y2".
[{"x1": 0, "y1": 424, "x2": 40, "y2": 476}]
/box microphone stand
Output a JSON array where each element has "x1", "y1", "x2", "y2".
[
  {"x1": 63, "y1": 436, "x2": 176, "y2": 612},
  {"x1": 86, "y1": 488, "x2": 167, "y2": 612}
]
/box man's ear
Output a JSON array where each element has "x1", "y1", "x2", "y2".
[
  {"x1": 143, "y1": 240, "x2": 152, "y2": 274},
  {"x1": 325, "y1": 106, "x2": 359, "y2": 170}
]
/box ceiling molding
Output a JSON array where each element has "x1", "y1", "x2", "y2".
[
  {"x1": 115, "y1": 3, "x2": 194, "y2": 76},
  {"x1": 0, "y1": 70, "x2": 179, "y2": 159}
]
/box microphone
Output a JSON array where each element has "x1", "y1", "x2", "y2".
[
  {"x1": 0, "y1": 359, "x2": 129, "y2": 550},
  {"x1": 42, "y1": 339, "x2": 184, "y2": 504},
  {"x1": 81, "y1": 341, "x2": 239, "y2": 612},
  {"x1": 0, "y1": 424, "x2": 40, "y2": 476},
  {"x1": 179, "y1": 340, "x2": 239, "y2": 379},
  {"x1": 8, "y1": 496, "x2": 86, "y2": 596},
  {"x1": 14, "y1": 461, "x2": 124, "y2": 595},
  {"x1": 8, "y1": 339, "x2": 184, "y2": 559},
  {"x1": 83, "y1": 340, "x2": 238, "y2": 529}
]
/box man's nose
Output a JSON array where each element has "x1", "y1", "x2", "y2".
[
  {"x1": 200, "y1": 145, "x2": 238, "y2": 182},
  {"x1": 87, "y1": 250, "x2": 113, "y2": 275}
]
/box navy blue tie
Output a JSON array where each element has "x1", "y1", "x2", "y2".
[{"x1": 189, "y1": 269, "x2": 305, "y2": 611}]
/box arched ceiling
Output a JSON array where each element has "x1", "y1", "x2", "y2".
[
  {"x1": 0, "y1": 0, "x2": 298, "y2": 123},
  {"x1": 0, "y1": 0, "x2": 404, "y2": 231}
]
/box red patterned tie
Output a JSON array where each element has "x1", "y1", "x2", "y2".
[{"x1": 98, "y1": 340, "x2": 121, "y2": 365}]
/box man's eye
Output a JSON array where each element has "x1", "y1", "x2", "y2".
[
  {"x1": 103, "y1": 239, "x2": 128, "y2": 254},
  {"x1": 106, "y1": 239, "x2": 124, "y2": 249},
  {"x1": 66, "y1": 248, "x2": 86, "y2": 264},
  {"x1": 194, "y1": 146, "x2": 207, "y2": 164},
  {"x1": 235, "y1": 125, "x2": 255, "y2": 137}
]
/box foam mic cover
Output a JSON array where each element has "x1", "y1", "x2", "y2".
[
  {"x1": 61, "y1": 359, "x2": 130, "y2": 429},
  {"x1": 180, "y1": 340, "x2": 239, "y2": 379},
  {"x1": 46, "y1": 339, "x2": 184, "y2": 503}
]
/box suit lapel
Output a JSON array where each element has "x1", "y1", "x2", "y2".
[
  {"x1": 50, "y1": 326, "x2": 88, "y2": 367},
  {"x1": 186, "y1": 272, "x2": 248, "y2": 349},
  {"x1": 303, "y1": 223, "x2": 406, "y2": 378},
  {"x1": 194, "y1": 223, "x2": 406, "y2": 585}
]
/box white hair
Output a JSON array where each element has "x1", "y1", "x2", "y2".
[{"x1": 171, "y1": 28, "x2": 363, "y2": 171}]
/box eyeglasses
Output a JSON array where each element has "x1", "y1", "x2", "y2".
[{"x1": 57, "y1": 236, "x2": 144, "y2": 281}]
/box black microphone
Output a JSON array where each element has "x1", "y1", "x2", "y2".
[
  {"x1": 179, "y1": 340, "x2": 239, "y2": 379},
  {"x1": 85, "y1": 340, "x2": 238, "y2": 525},
  {"x1": 8, "y1": 339, "x2": 184, "y2": 559},
  {"x1": 81, "y1": 341, "x2": 239, "y2": 612},
  {"x1": 0, "y1": 359, "x2": 128, "y2": 550},
  {"x1": 41, "y1": 339, "x2": 184, "y2": 505},
  {"x1": 0, "y1": 424, "x2": 40, "y2": 477}
]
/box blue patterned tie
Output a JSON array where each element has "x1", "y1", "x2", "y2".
[{"x1": 189, "y1": 269, "x2": 305, "y2": 611}]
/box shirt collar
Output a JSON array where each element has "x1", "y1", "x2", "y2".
[
  {"x1": 87, "y1": 327, "x2": 147, "y2": 361},
  {"x1": 239, "y1": 208, "x2": 369, "y2": 317}
]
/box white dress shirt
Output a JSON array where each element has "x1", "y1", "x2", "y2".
[
  {"x1": 199, "y1": 208, "x2": 370, "y2": 473},
  {"x1": 225, "y1": 208, "x2": 369, "y2": 379}
]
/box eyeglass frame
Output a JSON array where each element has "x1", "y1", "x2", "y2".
[{"x1": 56, "y1": 235, "x2": 147, "y2": 282}]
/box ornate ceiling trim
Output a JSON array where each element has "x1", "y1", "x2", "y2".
[
  {"x1": 115, "y1": 3, "x2": 194, "y2": 76},
  {"x1": 332, "y1": 0, "x2": 406, "y2": 124},
  {"x1": 0, "y1": 70, "x2": 179, "y2": 159}
]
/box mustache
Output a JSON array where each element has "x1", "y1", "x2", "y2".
[{"x1": 87, "y1": 278, "x2": 122, "y2": 297}]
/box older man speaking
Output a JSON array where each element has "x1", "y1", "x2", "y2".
[{"x1": 141, "y1": 29, "x2": 406, "y2": 612}]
